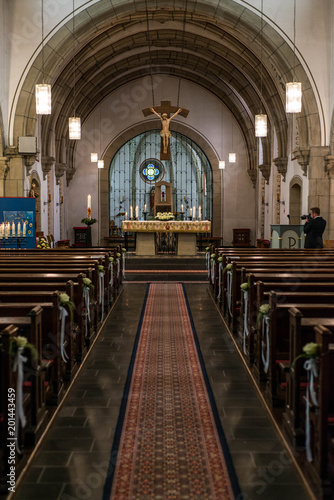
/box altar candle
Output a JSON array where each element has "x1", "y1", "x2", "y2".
[
  {"x1": 130, "y1": 205, "x2": 133, "y2": 218},
  {"x1": 0, "y1": 225, "x2": 2, "y2": 238},
  {"x1": 144, "y1": 203, "x2": 147, "y2": 212},
  {"x1": 181, "y1": 204, "x2": 183, "y2": 212},
  {"x1": 135, "y1": 206, "x2": 138, "y2": 218},
  {"x1": 12, "y1": 222, "x2": 15, "y2": 236},
  {"x1": 87, "y1": 194, "x2": 91, "y2": 210},
  {"x1": 198, "y1": 206, "x2": 201, "y2": 220},
  {"x1": 193, "y1": 206, "x2": 196, "y2": 219},
  {"x1": 23, "y1": 222, "x2": 26, "y2": 236},
  {"x1": 190, "y1": 208, "x2": 192, "y2": 217},
  {"x1": 125, "y1": 211, "x2": 127, "y2": 219},
  {"x1": 18, "y1": 222, "x2": 21, "y2": 235}
]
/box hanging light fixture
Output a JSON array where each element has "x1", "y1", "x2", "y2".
[
  {"x1": 219, "y1": 160, "x2": 225, "y2": 170},
  {"x1": 98, "y1": 159, "x2": 104, "y2": 169},
  {"x1": 35, "y1": 0, "x2": 51, "y2": 114},
  {"x1": 91, "y1": 152, "x2": 98, "y2": 163},
  {"x1": 69, "y1": 0, "x2": 81, "y2": 139},
  {"x1": 255, "y1": 0, "x2": 267, "y2": 137},
  {"x1": 286, "y1": 0, "x2": 302, "y2": 113}
]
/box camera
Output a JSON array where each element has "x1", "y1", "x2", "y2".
[{"x1": 301, "y1": 213, "x2": 311, "y2": 220}]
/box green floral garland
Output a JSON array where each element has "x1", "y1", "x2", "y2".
[{"x1": 81, "y1": 218, "x2": 97, "y2": 225}]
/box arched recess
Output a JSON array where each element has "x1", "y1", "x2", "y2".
[
  {"x1": 10, "y1": 0, "x2": 323, "y2": 191},
  {"x1": 99, "y1": 120, "x2": 223, "y2": 241},
  {"x1": 29, "y1": 170, "x2": 42, "y2": 231},
  {"x1": 289, "y1": 176, "x2": 303, "y2": 225}
]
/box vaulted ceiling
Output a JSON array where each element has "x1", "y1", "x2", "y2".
[{"x1": 14, "y1": 0, "x2": 320, "y2": 174}]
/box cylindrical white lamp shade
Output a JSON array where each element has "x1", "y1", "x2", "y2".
[
  {"x1": 69, "y1": 117, "x2": 81, "y2": 140},
  {"x1": 91, "y1": 153, "x2": 98, "y2": 163},
  {"x1": 255, "y1": 114, "x2": 268, "y2": 137},
  {"x1": 229, "y1": 153, "x2": 236, "y2": 163},
  {"x1": 286, "y1": 82, "x2": 302, "y2": 113},
  {"x1": 219, "y1": 160, "x2": 225, "y2": 170},
  {"x1": 35, "y1": 84, "x2": 52, "y2": 114},
  {"x1": 98, "y1": 159, "x2": 104, "y2": 169}
]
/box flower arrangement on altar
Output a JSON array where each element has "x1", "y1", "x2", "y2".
[
  {"x1": 81, "y1": 218, "x2": 97, "y2": 226},
  {"x1": 155, "y1": 212, "x2": 174, "y2": 221},
  {"x1": 37, "y1": 236, "x2": 50, "y2": 249},
  {"x1": 9, "y1": 335, "x2": 38, "y2": 362}
]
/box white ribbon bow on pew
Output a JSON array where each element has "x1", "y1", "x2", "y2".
[
  {"x1": 211, "y1": 259, "x2": 215, "y2": 285},
  {"x1": 217, "y1": 262, "x2": 223, "y2": 300},
  {"x1": 122, "y1": 253, "x2": 126, "y2": 279},
  {"x1": 304, "y1": 358, "x2": 318, "y2": 462},
  {"x1": 261, "y1": 315, "x2": 270, "y2": 374},
  {"x1": 227, "y1": 270, "x2": 233, "y2": 317},
  {"x1": 13, "y1": 347, "x2": 27, "y2": 454},
  {"x1": 109, "y1": 262, "x2": 113, "y2": 287},
  {"x1": 83, "y1": 286, "x2": 91, "y2": 338},
  {"x1": 59, "y1": 306, "x2": 69, "y2": 363},
  {"x1": 206, "y1": 252, "x2": 210, "y2": 279},
  {"x1": 242, "y1": 290, "x2": 249, "y2": 355},
  {"x1": 99, "y1": 271, "x2": 105, "y2": 322}
]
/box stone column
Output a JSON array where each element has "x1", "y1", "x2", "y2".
[
  {"x1": 4, "y1": 147, "x2": 25, "y2": 197},
  {"x1": 325, "y1": 154, "x2": 334, "y2": 240},
  {"x1": 308, "y1": 146, "x2": 330, "y2": 238},
  {"x1": 0, "y1": 157, "x2": 9, "y2": 197}
]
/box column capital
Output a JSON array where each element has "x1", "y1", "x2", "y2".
[
  {"x1": 292, "y1": 147, "x2": 310, "y2": 176},
  {"x1": 325, "y1": 155, "x2": 334, "y2": 177},
  {"x1": 247, "y1": 169, "x2": 257, "y2": 188},
  {"x1": 259, "y1": 163, "x2": 271, "y2": 184},
  {"x1": 273, "y1": 156, "x2": 288, "y2": 181},
  {"x1": 41, "y1": 156, "x2": 55, "y2": 180},
  {"x1": 55, "y1": 163, "x2": 67, "y2": 185},
  {"x1": 66, "y1": 167, "x2": 76, "y2": 187}
]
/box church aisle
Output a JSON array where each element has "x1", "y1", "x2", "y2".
[{"x1": 12, "y1": 283, "x2": 310, "y2": 500}]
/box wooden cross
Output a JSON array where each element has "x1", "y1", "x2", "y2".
[{"x1": 142, "y1": 100, "x2": 189, "y2": 160}]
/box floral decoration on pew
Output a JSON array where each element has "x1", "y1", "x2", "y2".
[
  {"x1": 59, "y1": 293, "x2": 75, "y2": 325},
  {"x1": 257, "y1": 303, "x2": 270, "y2": 325},
  {"x1": 116, "y1": 253, "x2": 121, "y2": 259},
  {"x1": 37, "y1": 236, "x2": 50, "y2": 249},
  {"x1": 205, "y1": 247, "x2": 210, "y2": 252},
  {"x1": 218, "y1": 256, "x2": 223, "y2": 263},
  {"x1": 122, "y1": 248, "x2": 126, "y2": 253},
  {"x1": 83, "y1": 277, "x2": 94, "y2": 292},
  {"x1": 98, "y1": 265, "x2": 105, "y2": 274},
  {"x1": 109, "y1": 256, "x2": 114, "y2": 263},
  {"x1": 240, "y1": 281, "x2": 250, "y2": 291},
  {"x1": 9, "y1": 336, "x2": 38, "y2": 362},
  {"x1": 223, "y1": 263, "x2": 233, "y2": 273},
  {"x1": 292, "y1": 342, "x2": 320, "y2": 368}
]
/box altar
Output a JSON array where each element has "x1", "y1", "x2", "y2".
[{"x1": 122, "y1": 220, "x2": 212, "y2": 256}]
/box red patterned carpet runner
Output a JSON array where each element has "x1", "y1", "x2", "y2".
[{"x1": 104, "y1": 283, "x2": 239, "y2": 499}]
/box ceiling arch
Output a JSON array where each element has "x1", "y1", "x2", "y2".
[{"x1": 12, "y1": 0, "x2": 321, "y2": 181}]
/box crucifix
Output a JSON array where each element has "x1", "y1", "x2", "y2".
[{"x1": 142, "y1": 100, "x2": 189, "y2": 160}]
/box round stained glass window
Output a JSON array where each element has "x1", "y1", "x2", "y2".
[{"x1": 139, "y1": 158, "x2": 165, "y2": 183}]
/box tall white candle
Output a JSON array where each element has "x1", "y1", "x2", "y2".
[
  {"x1": 17, "y1": 222, "x2": 21, "y2": 235},
  {"x1": 23, "y1": 222, "x2": 26, "y2": 236},
  {"x1": 135, "y1": 206, "x2": 138, "y2": 218},
  {"x1": 125, "y1": 211, "x2": 128, "y2": 219},
  {"x1": 193, "y1": 206, "x2": 196, "y2": 219},
  {"x1": 190, "y1": 208, "x2": 192, "y2": 217},
  {"x1": 198, "y1": 206, "x2": 202, "y2": 220},
  {"x1": 130, "y1": 205, "x2": 133, "y2": 218},
  {"x1": 87, "y1": 194, "x2": 91, "y2": 210},
  {"x1": 181, "y1": 204, "x2": 183, "y2": 212},
  {"x1": 144, "y1": 203, "x2": 147, "y2": 212},
  {"x1": 12, "y1": 222, "x2": 15, "y2": 236}
]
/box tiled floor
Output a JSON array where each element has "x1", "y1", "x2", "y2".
[{"x1": 12, "y1": 283, "x2": 311, "y2": 500}]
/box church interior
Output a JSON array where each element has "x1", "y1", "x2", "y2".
[{"x1": 1, "y1": 0, "x2": 334, "y2": 499}]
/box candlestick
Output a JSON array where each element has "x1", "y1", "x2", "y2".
[
  {"x1": 23, "y1": 222, "x2": 26, "y2": 236},
  {"x1": 198, "y1": 206, "x2": 202, "y2": 221},
  {"x1": 181, "y1": 204, "x2": 183, "y2": 212},
  {"x1": 130, "y1": 205, "x2": 133, "y2": 219},
  {"x1": 144, "y1": 203, "x2": 147, "y2": 212},
  {"x1": 18, "y1": 222, "x2": 21, "y2": 235},
  {"x1": 125, "y1": 211, "x2": 128, "y2": 219},
  {"x1": 193, "y1": 205, "x2": 196, "y2": 220},
  {"x1": 12, "y1": 222, "x2": 15, "y2": 237},
  {"x1": 135, "y1": 206, "x2": 138, "y2": 218},
  {"x1": 190, "y1": 208, "x2": 192, "y2": 217}
]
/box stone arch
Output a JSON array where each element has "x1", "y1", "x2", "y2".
[
  {"x1": 289, "y1": 175, "x2": 303, "y2": 225},
  {"x1": 99, "y1": 120, "x2": 223, "y2": 241}
]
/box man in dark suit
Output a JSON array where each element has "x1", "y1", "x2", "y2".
[{"x1": 304, "y1": 207, "x2": 326, "y2": 248}]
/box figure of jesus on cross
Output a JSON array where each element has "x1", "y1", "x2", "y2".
[
  {"x1": 142, "y1": 100, "x2": 189, "y2": 160},
  {"x1": 149, "y1": 107, "x2": 182, "y2": 154}
]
